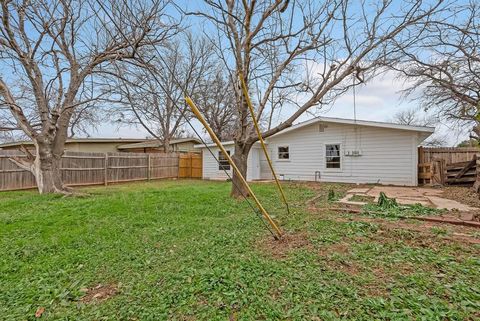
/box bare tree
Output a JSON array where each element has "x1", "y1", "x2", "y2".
[
  {"x1": 0, "y1": 0, "x2": 176, "y2": 193},
  {"x1": 391, "y1": 1, "x2": 479, "y2": 142},
  {"x1": 391, "y1": 108, "x2": 446, "y2": 146},
  {"x1": 0, "y1": 124, "x2": 21, "y2": 144},
  {"x1": 108, "y1": 35, "x2": 213, "y2": 152},
  {"x1": 193, "y1": 68, "x2": 237, "y2": 141},
  {"x1": 391, "y1": 107, "x2": 441, "y2": 127},
  {"x1": 190, "y1": 0, "x2": 444, "y2": 197},
  {"x1": 68, "y1": 102, "x2": 102, "y2": 138}
]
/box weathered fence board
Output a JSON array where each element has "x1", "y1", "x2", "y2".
[
  {"x1": 0, "y1": 150, "x2": 199, "y2": 191},
  {"x1": 418, "y1": 146, "x2": 480, "y2": 165},
  {"x1": 418, "y1": 147, "x2": 480, "y2": 186},
  {"x1": 0, "y1": 150, "x2": 36, "y2": 191},
  {"x1": 418, "y1": 161, "x2": 445, "y2": 186},
  {"x1": 445, "y1": 155, "x2": 478, "y2": 186}
]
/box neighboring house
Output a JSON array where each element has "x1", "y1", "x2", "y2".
[
  {"x1": 0, "y1": 137, "x2": 201, "y2": 154},
  {"x1": 195, "y1": 117, "x2": 434, "y2": 186},
  {"x1": 117, "y1": 138, "x2": 201, "y2": 153}
]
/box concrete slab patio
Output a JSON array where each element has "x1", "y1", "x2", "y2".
[{"x1": 339, "y1": 186, "x2": 478, "y2": 212}]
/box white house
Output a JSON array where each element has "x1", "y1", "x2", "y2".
[{"x1": 195, "y1": 117, "x2": 434, "y2": 186}]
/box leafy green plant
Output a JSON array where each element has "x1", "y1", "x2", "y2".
[
  {"x1": 348, "y1": 194, "x2": 375, "y2": 203},
  {"x1": 362, "y1": 192, "x2": 443, "y2": 219},
  {"x1": 363, "y1": 202, "x2": 444, "y2": 219},
  {"x1": 327, "y1": 189, "x2": 337, "y2": 202},
  {"x1": 431, "y1": 226, "x2": 448, "y2": 236},
  {"x1": 377, "y1": 192, "x2": 398, "y2": 209}
]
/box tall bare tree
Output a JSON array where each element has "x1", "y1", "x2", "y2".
[
  {"x1": 193, "y1": 68, "x2": 237, "y2": 141},
  {"x1": 0, "y1": 0, "x2": 176, "y2": 193},
  {"x1": 108, "y1": 35, "x2": 213, "y2": 152},
  {"x1": 190, "y1": 0, "x2": 444, "y2": 197},
  {"x1": 391, "y1": 108, "x2": 436, "y2": 127},
  {"x1": 391, "y1": 1, "x2": 479, "y2": 142},
  {"x1": 391, "y1": 108, "x2": 446, "y2": 146}
]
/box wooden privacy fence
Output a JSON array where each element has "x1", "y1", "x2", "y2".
[
  {"x1": 418, "y1": 147, "x2": 480, "y2": 186},
  {"x1": 0, "y1": 150, "x2": 202, "y2": 191},
  {"x1": 418, "y1": 146, "x2": 480, "y2": 165}
]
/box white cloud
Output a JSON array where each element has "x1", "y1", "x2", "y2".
[
  {"x1": 91, "y1": 123, "x2": 150, "y2": 139},
  {"x1": 298, "y1": 70, "x2": 465, "y2": 146}
]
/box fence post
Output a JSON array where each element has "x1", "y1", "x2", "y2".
[
  {"x1": 189, "y1": 153, "x2": 193, "y2": 178},
  {"x1": 418, "y1": 146, "x2": 424, "y2": 164},
  {"x1": 439, "y1": 159, "x2": 445, "y2": 185},
  {"x1": 147, "y1": 154, "x2": 151, "y2": 181},
  {"x1": 178, "y1": 153, "x2": 181, "y2": 179},
  {"x1": 104, "y1": 153, "x2": 108, "y2": 186}
]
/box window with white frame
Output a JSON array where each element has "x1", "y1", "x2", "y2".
[
  {"x1": 218, "y1": 150, "x2": 231, "y2": 170},
  {"x1": 325, "y1": 144, "x2": 341, "y2": 169},
  {"x1": 277, "y1": 146, "x2": 290, "y2": 160}
]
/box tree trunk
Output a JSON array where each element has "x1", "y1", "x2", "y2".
[
  {"x1": 230, "y1": 142, "x2": 253, "y2": 198},
  {"x1": 9, "y1": 140, "x2": 70, "y2": 194},
  {"x1": 163, "y1": 137, "x2": 170, "y2": 153},
  {"x1": 34, "y1": 146, "x2": 65, "y2": 194}
]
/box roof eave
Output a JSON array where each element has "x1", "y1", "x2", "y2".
[{"x1": 268, "y1": 117, "x2": 435, "y2": 139}]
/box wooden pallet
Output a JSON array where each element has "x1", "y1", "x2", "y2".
[
  {"x1": 445, "y1": 156, "x2": 477, "y2": 186},
  {"x1": 418, "y1": 161, "x2": 445, "y2": 185}
]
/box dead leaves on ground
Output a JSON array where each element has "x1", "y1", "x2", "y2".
[
  {"x1": 35, "y1": 306, "x2": 45, "y2": 318},
  {"x1": 80, "y1": 283, "x2": 118, "y2": 304}
]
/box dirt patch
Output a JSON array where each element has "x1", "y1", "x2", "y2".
[
  {"x1": 361, "y1": 263, "x2": 414, "y2": 297},
  {"x1": 362, "y1": 266, "x2": 393, "y2": 296},
  {"x1": 80, "y1": 283, "x2": 118, "y2": 303},
  {"x1": 318, "y1": 242, "x2": 350, "y2": 256},
  {"x1": 353, "y1": 226, "x2": 452, "y2": 250},
  {"x1": 333, "y1": 216, "x2": 480, "y2": 248},
  {"x1": 326, "y1": 258, "x2": 360, "y2": 276},
  {"x1": 442, "y1": 186, "x2": 480, "y2": 209},
  {"x1": 315, "y1": 209, "x2": 480, "y2": 245},
  {"x1": 363, "y1": 282, "x2": 388, "y2": 297},
  {"x1": 258, "y1": 231, "x2": 312, "y2": 259},
  {"x1": 302, "y1": 182, "x2": 361, "y2": 206},
  {"x1": 318, "y1": 242, "x2": 361, "y2": 275}
]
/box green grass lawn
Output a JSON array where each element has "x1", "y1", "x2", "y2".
[{"x1": 1, "y1": 180, "x2": 479, "y2": 320}]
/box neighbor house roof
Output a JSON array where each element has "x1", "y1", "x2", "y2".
[
  {"x1": 117, "y1": 138, "x2": 201, "y2": 150},
  {"x1": 0, "y1": 137, "x2": 146, "y2": 148},
  {"x1": 194, "y1": 116, "x2": 435, "y2": 148}
]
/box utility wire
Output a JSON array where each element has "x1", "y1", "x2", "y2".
[{"x1": 93, "y1": 0, "x2": 276, "y2": 238}]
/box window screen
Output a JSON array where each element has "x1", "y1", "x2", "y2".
[{"x1": 325, "y1": 144, "x2": 341, "y2": 168}]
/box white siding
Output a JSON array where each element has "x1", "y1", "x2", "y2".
[
  {"x1": 199, "y1": 122, "x2": 421, "y2": 186},
  {"x1": 201, "y1": 146, "x2": 261, "y2": 181},
  {"x1": 266, "y1": 122, "x2": 419, "y2": 186}
]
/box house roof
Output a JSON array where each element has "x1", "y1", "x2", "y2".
[
  {"x1": 273, "y1": 116, "x2": 435, "y2": 137},
  {"x1": 117, "y1": 138, "x2": 201, "y2": 150},
  {"x1": 0, "y1": 137, "x2": 146, "y2": 148},
  {"x1": 194, "y1": 116, "x2": 435, "y2": 148},
  {"x1": 0, "y1": 137, "x2": 202, "y2": 150}
]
